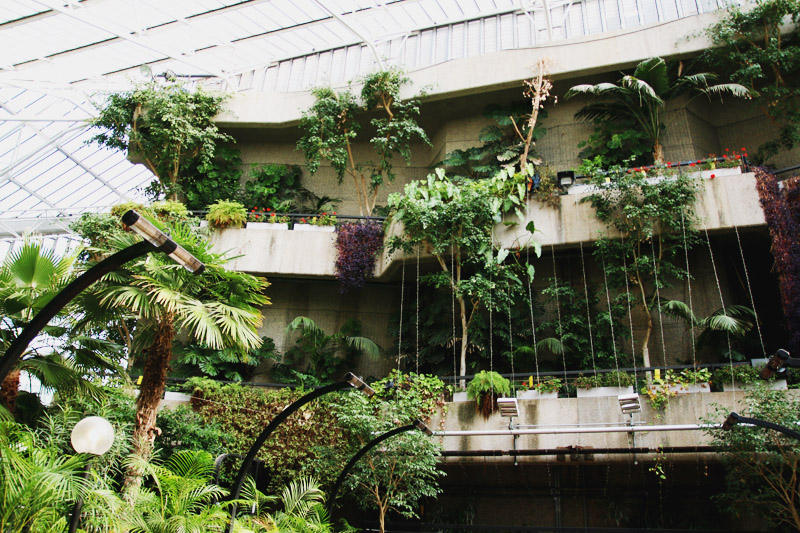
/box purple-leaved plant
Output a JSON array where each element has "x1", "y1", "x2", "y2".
[{"x1": 335, "y1": 221, "x2": 384, "y2": 293}]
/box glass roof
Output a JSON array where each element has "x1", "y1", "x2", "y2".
[{"x1": 0, "y1": 0, "x2": 728, "y2": 243}]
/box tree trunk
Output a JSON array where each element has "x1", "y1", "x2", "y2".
[
  {"x1": 653, "y1": 141, "x2": 665, "y2": 166},
  {"x1": 458, "y1": 296, "x2": 469, "y2": 389},
  {"x1": 641, "y1": 307, "x2": 654, "y2": 384},
  {"x1": 123, "y1": 315, "x2": 175, "y2": 497},
  {"x1": 0, "y1": 369, "x2": 20, "y2": 413}
]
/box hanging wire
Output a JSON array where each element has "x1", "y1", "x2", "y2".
[
  {"x1": 451, "y1": 243, "x2": 458, "y2": 386},
  {"x1": 651, "y1": 244, "x2": 669, "y2": 368},
  {"x1": 508, "y1": 285, "x2": 515, "y2": 383},
  {"x1": 680, "y1": 211, "x2": 698, "y2": 370},
  {"x1": 579, "y1": 240, "x2": 598, "y2": 378},
  {"x1": 551, "y1": 244, "x2": 568, "y2": 383},
  {"x1": 620, "y1": 235, "x2": 639, "y2": 379},
  {"x1": 721, "y1": 178, "x2": 766, "y2": 354},
  {"x1": 398, "y1": 258, "x2": 405, "y2": 372},
  {"x1": 601, "y1": 254, "x2": 622, "y2": 386},
  {"x1": 703, "y1": 226, "x2": 736, "y2": 397},
  {"x1": 527, "y1": 243, "x2": 541, "y2": 379},
  {"x1": 489, "y1": 269, "x2": 494, "y2": 398},
  {"x1": 416, "y1": 246, "x2": 420, "y2": 374}
]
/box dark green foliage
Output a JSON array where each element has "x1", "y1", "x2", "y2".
[
  {"x1": 273, "y1": 317, "x2": 380, "y2": 387},
  {"x1": 705, "y1": 388, "x2": 800, "y2": 530},
  {"x1": 174, "y1": 336, "x2": 278, "y2": 382},
  {"x1": 155, "y1": 405, "x2": 228, "y2": 459},
  {"x1": 390, "y1": 282, "x2": 544, "y2": 375},
  {"x1": 69, "y1": 212, "x2": 122, "y2": 258},
  {"x1": 89, "y1": 81, "x2": 232, "y2": 200},
  {"x1": 701, "y1": 0, "x2": 800, "y2": 162},
  {"x1": 440, "y1": 102, "x2": 547, "y2": 179},
  {"x1": 188, "y1": 380, "x2": 343, "y2": 494},
  {"x1": 535, "y1": 279, "x2": 631, "y2": 371},
  {"x1": 180, "y1": 145, "x2": 243, "y2": 210},
  {"x1": 241, "y1": 163, "x2": 302, "y2": 212},
  {"x1": 577, "y1": 122, "x2": 651, "y2": 168}
]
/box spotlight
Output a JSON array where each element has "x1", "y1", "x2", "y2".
[
  {"x1": 122, "y1": 210, "x2": 205, "y2": 274},
  {"x1": 760, "y1": 349, "x2": 791, "y2": 379},
  {"x1": 557, "y1": 170, "x2": 575, "y2": 188},
  {"x1": 413, "y1": 419, "x2": 433, "y2": 436},
  {"x1": 618, "y1": 393, "x2": 641, "y2": 415},
  {"x1": 345, "y1": 372, "x2": 376, "y2": 397},
  {"x1": 496, "y1": 397, "x2": 519, "y2": 417}
]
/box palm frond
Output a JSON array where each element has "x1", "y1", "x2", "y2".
[
  {"x1": 343, "y1": 336, "x2": 381, "y2": 358},
  {"x1": 535, "y1": 337, "x2": 565, "y2": 355}
]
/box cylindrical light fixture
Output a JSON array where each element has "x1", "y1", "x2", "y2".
[
  {"x1": 121, "y1": 210, "x2": 205, "y2": 274},
  {"x1": 71, "y1": 416, "x2": 115, "y2": 455}
]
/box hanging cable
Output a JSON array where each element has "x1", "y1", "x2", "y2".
[
  {"x1": 601, "y1": 254, "x2": 621, "y2": 386},
  {"x1": 451, "y1": 243, "x2": 458, "y2": 387},
  {"x1": 579, "y1": 240, "x2": 598, "y2": 378},
  {"x1": 680, "y1": 211, "x2": 698, "y2": 371},
  {"x1": 398, "y1": 258, "x2": 405, "y2": 372},
  {"x1": 551, "y1": 244, "x2": 568, "y2": 383},
  {"x1": 416, "y1": 246, "x2": 420, "y2": 374}
]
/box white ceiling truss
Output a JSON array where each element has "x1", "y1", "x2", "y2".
[{"x1": 0, "y1": 0, "x2": 733, "y2": 244}]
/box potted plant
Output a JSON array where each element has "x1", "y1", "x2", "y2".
[
  {"x1": 466, "y1": 370, "x2": 511, "y2": 418},
  {"x1": 518, "y1": 376, "x2": 562, "y2": 399},
  {"x1": 713, "y1": 364, "x2": 788, "y2": 392},
  {"x1": 206, "y1": 200, "x2": 247, "y2": 229},
  {"x1": 294, "y1": 212, "x2": 337, "y2": 232},
  {"x1": 675, "y1": 367, "x2": 712, "y2": 393},
  {"x1": 575, "y1": 370, "x2": 635, "y2": 398}
]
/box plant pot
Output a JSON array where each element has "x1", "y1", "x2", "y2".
[
  {"x1": 576, "y1": 386, "x2": 634, "y2": 398},
  {"x1": 648, "y1": 382, "x2": 711, "y2": 395},
  {"x1": 452, "y1": 391, "x2": 469, "y2": 402},
  {"x1": 701, "y1": 166, "x2": 742, "y2": 180},
  {"x1": 294, "y1": 224, "x2": 335, "y2": 232},
  {"x1": 721, "y1": 379, "x2": 788, "y2": 392},
  {"x1": 248, "y1": 222, "x2": 289, "y2": 230},
  {"x1": 516, "y1": 390, "x2": 558, "y2": 399},
  {"x1": 163, "y1": 391, "x2": 192, "y2": 402}
]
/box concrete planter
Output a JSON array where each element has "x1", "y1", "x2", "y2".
[
  {"x1": 648, "y1": 382, "x2": 711, "y2": 395},
  {"x1": 163, "y1": 391, "x2": 192, "y2": 401},
  {"x1": 517, "y1": 390, "x2": 558, "y2": 399},
  {"x1": 248, "y1": 222, "x2": 289, "y2": 230},
  {"x1": 576, "y1": 386, "x2": 634, "y2": 398},
  {"x1": 721, "y1": 379, "x2": 788, "y2": 392},
  {"x1": 294, "y1": 224, "x2": 335, "y2": 232},
  {"x1": 452, "y1": 391, "x2": 469, "y2": 402}
]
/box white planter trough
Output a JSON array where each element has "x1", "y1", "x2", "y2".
[
  {"x1": 248, "y1": 222, "x2": 289, "y2": 230},
  {"x1": 648, "y1": 382, "x2": 711, "y2": 395},
  {"x1": 721, "y1": 379, "x2": 788, "y2": 392},
  {"x1": 293, "y1": 224, "x2": 335, "y2": 232},
  {"x1": 517, "y1": 390, "x2": 558, "y2": 400},
  {"x1": 576, "y1": 386, "x2": 634, "y2": 398}
]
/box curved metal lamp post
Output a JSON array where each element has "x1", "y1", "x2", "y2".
[
  {"x1": 722, "y1": 411, "x2": 800, "y2": 441},
  {"x1": 68, "y1": 416, "x2": 115, "y2": 533},
  {"x1": 0, "y1": 210, "x2": 204, "y2": 386},
  {"x1": 326, "y1": 419, "x2": 432, "y2": 514},
  {"x1": 227, "y1": 373, "x2": 375, "y2": 531}
]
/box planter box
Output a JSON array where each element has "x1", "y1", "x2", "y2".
[
  {"x1": 163, "y1": 391, "x2": 192, "y2": 402},
  {"x1": 721, "y1": 379, "x2": 788, "y2": 392},
  {"x1": 576, "y1": 386, "x2": 634, "y2": 398},
  {"x1": 294, "y1": 224, "x2": 335, "y2": 232},
  {"x1": 248, "y1": 222, "x2": 289, "y2": 230},
  {"x1": 517, "y1": 390, "x2": 558, "y2": 400},
  {"x1": 452, "y1": 391, "x2": 469, "y2": 402},
  {"x1": 648, "y1": 382, "x2": 711, "y2": 395}
]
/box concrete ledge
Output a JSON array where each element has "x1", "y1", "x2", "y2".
[
  {"x1": 432, "y1": 390, "x2": 796, "y2": 465},
  {"x1": 209, "y1": 171, "x2": 764, "y2": 279}
]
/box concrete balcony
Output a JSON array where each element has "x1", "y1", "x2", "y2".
[{"x1": 210, "y1": 170, "x2": 765, "y2": 280}]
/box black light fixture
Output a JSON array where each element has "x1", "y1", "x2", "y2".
[
  {"x1": 557, "y1": 170, "x2": 575, "y2": 188},
  {"x1": 346, "y1": 371, "x2": 376, "y2": 397},
  {"x1": 760, "y1": 349, "x2": 792, "y2": 379},
  {"x1": 721, "y1": 411, "x2": 800, "y2": 441},
  {"x1": 122, "y1": 210, "x2": 205, "y2": 274}
]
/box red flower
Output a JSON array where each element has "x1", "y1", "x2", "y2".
[
  {"x1": 736, "y1": 155, "x2": 741, "y2": 159},
  {"x1": 710, "y1": 174, "x2": 716, "y2": 180},
  {"x1": 333, "y1": 212, "x2": 337, "y2": 215},
  {"x1": 266, "y1": 208, "x2": 271, "y2": 212},
  {"x1": 689, "y1": 162, "x2": 696, "y2": 167}
]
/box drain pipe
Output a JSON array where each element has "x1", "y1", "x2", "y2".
[{"x1": 433, "y1": 423, "x2": 719, "y2": 437}]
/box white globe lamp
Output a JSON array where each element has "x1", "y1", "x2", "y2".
[{"x1": 70, "y1": 416, "x2": 115, "y2": 455}]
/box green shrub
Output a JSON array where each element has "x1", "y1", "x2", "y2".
[
  {"x1": 467, "y1": 371, "x2": 511, "y2": 418},
  {"x1": 206, "y1": 200, "x2": 247, "y2": 229}
]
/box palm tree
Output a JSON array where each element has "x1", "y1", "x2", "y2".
[
  {"x1": 241, "y1": 477, "x2": 336, "y2": 533},
  {"x1": 661, "y1": 300, "x2": 757, "y2": 359},
  {"x1": 0, "y1": 240, "x2": 113, "y2": 414},
  {"x1": 127, "y1": 450, "x2": 230, "y2": 533},
  {"x1": 279, "y1": 316, "x2": 380, "y2": 386},
  {"x1": 90, "y1": 222, "x2": 269, "y2": 494},
  {"x1": 566, "y1": 57, "x2": 750, "y2": 164}
]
